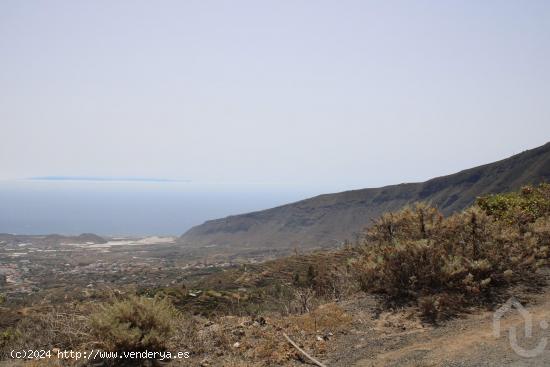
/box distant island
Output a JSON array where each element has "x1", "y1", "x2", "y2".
[{"x1": 29, "y1": 176, "x2": 188, "y2": 183}]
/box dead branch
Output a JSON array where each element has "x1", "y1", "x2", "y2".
[{"x1": 283, "y1": 332, "x2": 328, "y2": 367}]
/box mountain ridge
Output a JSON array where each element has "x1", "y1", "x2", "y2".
[{"x1": 180, "y1": 142, "x2": 550, "y2": 249}]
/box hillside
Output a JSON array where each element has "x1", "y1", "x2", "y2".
[{"x1": 180, "y1": 142, "x2": 550, "y2": 249}]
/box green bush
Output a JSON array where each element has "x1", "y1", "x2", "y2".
[
  {"x1": 90, "y1": 295, "x2": 179, "y2": 352},
  {"x1": 476, "y1": 183, "x2": 550, "y2": 231}
]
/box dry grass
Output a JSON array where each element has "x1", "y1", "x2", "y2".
[
  {"x1": 0, "y1": 305, "x2": 93, "y2": 358},
  {"x1": 167, "y1": 302, "x2": 351, "y2": 366}
]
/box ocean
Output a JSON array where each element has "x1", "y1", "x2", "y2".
[{"x1": 0, "y1": 180, "x2": 316, "y2": 236}]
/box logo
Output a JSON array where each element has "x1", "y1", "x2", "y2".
[{"x1": 493, "y1": 297, "x2": 548, "y2": 358}]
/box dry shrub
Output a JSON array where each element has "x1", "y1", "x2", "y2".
[
  {"x1": 356, "y1": 184, "x2": 550, "y2": 319},
  {"x1": 285, "y1": 303, "x2": 352, "y2": 334},
  {"x1": 0, "y1": 306, "x2": 92, "y2": 359},
  {"x1": 531, "y1": 216, "x2": 550, "y2": 244},
  {"x1": 365, "y1": 203, "x2": 442, "y2": 245},
  {"x1": 418, "y1": 293, "x2": 465, "y2": 322},
  {"x1": 89, "y1": 295, "x2": 178, "y2": 352},
  {"x1": 306, "y1": 262, "x2": 358, "y2": 301},
  {"x1": 357, "y1": 239, "x2": 446, "y2": 298}
]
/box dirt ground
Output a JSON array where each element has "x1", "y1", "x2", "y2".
[
  {"x1": 323, "y1": 290, "x2": 550, "y2": 367},
  {"x1": 3, "y1": 285, "x2": 550, "y2": 367}
]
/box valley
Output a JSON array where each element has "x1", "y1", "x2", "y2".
[
  {"x1": 0, "y1": 234, "x2": 292, "y2": 307},
  {"x1": 1, "y1": 145, "x2": 550, "y2": 366}
]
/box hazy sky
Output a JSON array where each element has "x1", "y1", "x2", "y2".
[{"x1": 1, "y1": 0, "x2": 549, "y2": 192}]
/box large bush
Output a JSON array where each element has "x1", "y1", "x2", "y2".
[
  {"x1": 90, "y1": 295, "x2": 179, "y2": 352},
  {"x1": 356, "y1": 184, "x2": 550, "y2": 319}
]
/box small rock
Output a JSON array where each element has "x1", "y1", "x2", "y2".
[
  {"x1": 233, "y1": 342, "x2": 241, "y2": 348},
  {"x1": 316, "y1": 335, "x2": 324, "y2": 342}
]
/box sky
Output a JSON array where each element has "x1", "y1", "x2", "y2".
[{"x1": 1, "y1": 0, "x2": 550, "y2": 193}]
